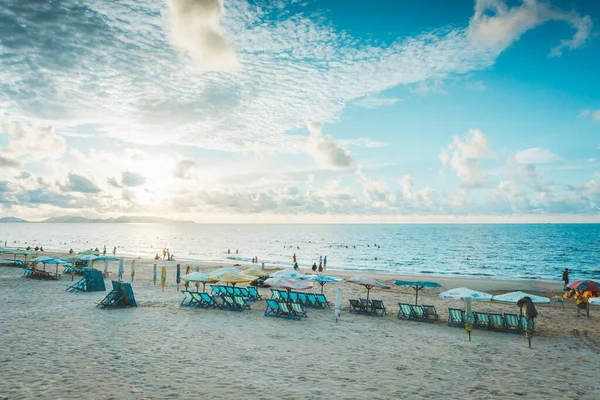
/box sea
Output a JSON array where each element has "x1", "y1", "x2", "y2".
[{"x1": 1, "y1": 223, "x2": 599, "y2": 282}]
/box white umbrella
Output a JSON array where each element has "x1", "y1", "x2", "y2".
[
  {"x1": 263, "y1": 277, "x2": 314, "y2": 291},
  {"x1": 181, "y1": 271, "x2": 213, "y2": 292},
  {"x1": 438, "y1": 287, "x2": 492, "y2": 301},
  {"x1": 271, "y1": 269, "x2": 314, "y2": 280},
  {"x1": 492, "y1": 291, "x2": 550, "y2": 304},
  {"x1": 588, "y1": 297, "x2": 600, "y2": 305}
]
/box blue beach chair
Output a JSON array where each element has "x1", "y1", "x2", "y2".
[
  {"x1": 503, "y1": 313, "x2": 521, "y2": 333},
  {"x1": 398, "y1": 303, "x2": 415, "y2": 320},
  {"x1": 473, "y1": 311, "x2": 490, "y2": 330},
  {"x1": 248, "y1": 286, "x2": 262, "y2": 301},
  {"x1": 447, "y1": 308, "x2": 465, "y2": 327},
  {"x1": 371, "y1": 300, "x2": 386, "y2": 316},
  {"x1": 488, "y1": 313, "x2": 504, "y2": 331},
  {"x1": 265, "y1": 299, "x2": 280, "y2": 317},
  {"x1": 316, "y1": 294, "x2": 330, "y2": 308}
]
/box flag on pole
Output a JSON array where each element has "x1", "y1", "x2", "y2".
[
  {"x1": 161, "y1": 266, "x2": 167, "y2": 291},
  {"x1": 153, "y1": 264, "x2": 157, "y2": 285}
]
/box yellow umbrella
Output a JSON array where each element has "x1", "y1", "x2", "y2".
[
  {"x1": 243, "y1": 267, "x2": 268, "y2": 278},
  {"x1": 210, "y1": 272, "x2": 253, "y2": 286},
  {"x1": 161, "y1": 266, "x2": 167, "y2": 291},
  {"x1": 184, "y1": 265, "x2": 191, "y2": 288}
]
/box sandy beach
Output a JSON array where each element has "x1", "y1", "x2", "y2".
[{"x1": 1, "y1": 253, "x2": 600, "y2": 399}]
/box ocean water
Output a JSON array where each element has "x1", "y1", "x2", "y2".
[{"x1": 1, "y1": 223, "x2": 599, "y2": 281}]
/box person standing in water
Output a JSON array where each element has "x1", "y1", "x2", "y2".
[
  {"x1": 103, "y1": 245, "x2": 107, "y2": 256},
  {"x1": 562, "y1": 268, "x2": 569, "y2": 287},
  {"x1": 293, "y1": 253, "x2": 297, "y2": 264},
  {"x1": 323, "y1": 256, "x2": 327, "y2": 271},
  {"x1": 113, "y1": 246, "x2": 116, "y2": 255}
]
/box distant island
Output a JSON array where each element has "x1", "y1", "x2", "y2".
[{"x1": 0, "y1": 216, "x2": 195, "y2": 224}]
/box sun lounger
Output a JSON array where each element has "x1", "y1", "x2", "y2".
[
  {"x1": 359, "y1": 298, "x2": 373, "y2": 314},
  {"x1": 271, "y1": 289, "x2": 282, "y2": 301},
  {"x1": 199, "y1": 292, "x2": 219, "y2": 308},
  {"x1": 97, "y1": 281, "x2": 136, "y2": 309},
  {"x1": 398, "y1": 303, "x2": 415, "y2": 320},
  {"x1": 349, "y1": 299, "x2": 362, "y2": 313},
  {"x1": 279, "y1": 290, "x2": 290, "y2": 302},
  {"x1": 316, "y1": 294, "x2": 330, "y2": 308},
  {"x1": 211, "y1": 285, "x2": 220, "y2": 296},
  {"x1": 488, "y1": 313, "x2": 504, "y2": 331},
  {"x1": 239, "y1": 287, "x2": 250, "y2": 299},
  {"x1": 180, "y1": 290, "x2": 194, "y2": 307},
  {"x1": 447, "y1": 308, "x2": 465, "y2": 327},
  {"x1": 233, "y1": 296, "x2": 250, "y2": 312},
  {"x1": 278, "y1": 302, "x2": 292, "y2": 318},
  {"x1": 225, "y1": 286, "x2": 235, "y2": 296},
  {"x1": 297, "y1": 292, "x2": 307, "y2": 305},
  {"x1": 472, "y1": 311, "x2": 490, "y2": 330},
  {"x1": 371, "y1": 300, "x2": 386, "y2": 316},
  {"x1": 289, "y1": 291, "x2": 299, "y2": 303},
  {"x1": 409, "y1": 305, "x2": 437, "y2": 323},
  {"x1": 503, "y1": 313, "x2": 521, "y2": 333},
  {"x1": 247, "y1": 286, "x2": 262, "y2": 301},
  {"x1": 265, "y1": 299, "x2": 280, "y2": 317},
  {"x1": 221, "y1": 295, "x2": 235, "y2": 310},
  {"x1": 306, "y1": 294, "x2": 318, "y2": 308},
  {"x1": 290, "y1": 302, "x2": 307, "y2": 319}
]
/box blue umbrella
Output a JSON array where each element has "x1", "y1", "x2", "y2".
[
  {"x1": 153, "y1": 264, "x2": 157, "y2": 285},
  {"x1": 315, "y1": 275, "x2": 343, "y2": 294},
  {"x1": 118, "y1": 258, "x2": 124, "y2": 280},
  {"x1": 394, "y1": 280, "x2": 441, "y2": 305}
]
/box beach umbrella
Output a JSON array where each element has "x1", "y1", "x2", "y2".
[
  {"x1": 161, "y1": 266, "x2": 167, "y2": 291},
  {"x1": 184, "y1": 265, "x2": 191, "y2": 289},
  {"x1": 118, "y1": 258, "x2": 124, "y2": 280},
  {"x1": 94, "y1": 256, "x2": 120, "y2": 262},
  {"x1": 31, "y1": 255, "x2": 53, "y2": 271},
  {"x1": 210, "y1": 272, "x2": 253, "y2": 286},
  {"x1": 348, "y1": 276, "x2": 391, "y2": 300},
  {"x1": 263, "y1": 277, "x2": 314, "y2": 291},
  {"x1": 271, "y1": 269, "x2": 314, "y2": 280},
  {"x1": 315, "y1": 275, "x2": 343, "y2": 294},
  {"x1": 181, "y1": 271, "x2": 213, "y2": 292},
  {"x1": 438, "y1": 287, "x2": 492, "y2": 301},
  {"x1": 568, "y1": 280, "x2": 600, "y2": 292},
  {"x1": 153, "y1": 264, "x2": 157, "y2": 285},
  {"x1": 208, "y1": 267, "x2": 243, "y2": 275},
  {"x1": 335, "y1": 287, "x2": 343, "y2": 322},
  {"x1": 244, "y1": 266, "x2": 269, "y2": 278},
  {"x1": 492, "y1": 291, "x2": 550, "y2": 304},
  {"x1": 79, "y1": 249, "x2": 99, "y2": 256},
  {"x1": 394, "y1": 280, "x2": 441, "y2": 305}
]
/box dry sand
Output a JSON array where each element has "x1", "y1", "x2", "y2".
[{"x1": 1, "y1": 253, "x2": 600, "y2": 399}]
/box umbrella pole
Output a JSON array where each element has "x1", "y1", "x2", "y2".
[
  {"x1": 367, "y1": 287, "x2": 370, "y2": 300},
  {"x1": 415, "y1": 287, "x2": 418, "y2": 305},
  {"x1": 321, "y1": 282, "x2": 324, "y2": 294}
]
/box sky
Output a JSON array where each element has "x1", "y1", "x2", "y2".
[{"x1": 0, "y1": 0, "x2": 599, "y2": 223}]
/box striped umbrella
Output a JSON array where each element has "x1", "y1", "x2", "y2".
[{"x1": 568, "y1": 280, "x2": 600, "y2": 292}]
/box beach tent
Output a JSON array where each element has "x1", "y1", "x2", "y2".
[
  {"x1": 394, "y1": 280, "x2": 441, "y2": 305},
  {"x1": 210, "y1": 272, "x2": 253, "y2": 286},
  {"x1": 438, "y1": 287, "x2": 492, "y2": 301},
  {"x1": 315, "y1": 275, "x2": 343, "y2": 294},
  {"x1": 181, "y1": 271, "x2": 213, "y2": 292},
  {"x1": 491, "y1": 291, "x2": 550, "y2": 304},
  {"x1": 263, "y1": 277, "x2": 314, "y2": 291},
  {"x1": 348, "y1": 276, "x2": 390, "y2": 300}
]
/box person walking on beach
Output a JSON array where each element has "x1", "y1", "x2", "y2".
[
  {"x1": 293, "y1": 253, "x2": 297, "y2": 264},
  {"x1": 562, "y1": 268, "x2": 569, "y2": 287},
  {"x1": 323, "y1": 256, "x2": 327, "y2": 270},
  {"x1": 103, "y1": 245, "x2": 106, "y2": 256},
  {"x1": 113, "y1": 246, "x2": 116, "y2": 255}
]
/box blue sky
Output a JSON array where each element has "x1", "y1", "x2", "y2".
[{"x1": 0, "y1": 0, "x2": 599, "y2": 222}]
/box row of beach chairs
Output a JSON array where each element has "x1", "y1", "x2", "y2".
[
  {"x1": 210, "y1": 285, "x2": 262, "y2": 301},
  {"x1": 63, "y1": 266, "x2": 85, "y2": 276},
  {"x1": 97, "y1": 281, "x2": 137, "y2": 308},
  {"x1": 182, "y1": 290, "x2": 251, "y2": 312},
  {"x1": 448, "y1": 308, "x2": 535, "y2": 334},
  {"x1": 349, "y1": 299, "x2": 386, "y2": 316},
  {"x1": 23, "y1": 268, "x2": 58, "y2": 280},
  {"x1": 397, "y1": 303, "x2": 439, "y2": 323},
  {"x1": 265, "y1": 298, "x2": 307, "y2": 320},
  {"x1": 270, "y1": 289, "x2": 330, "y2": 308}
]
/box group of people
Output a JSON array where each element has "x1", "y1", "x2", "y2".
[
  {"x1": 291, "y1": 253, "x2": 327, "y2": 272},
  {"x1": 155, "y1": 248, "x2": 175, "y2": 261},
  {"x1": 25, "y1": 246, "x2": 44, "y2": 251}
]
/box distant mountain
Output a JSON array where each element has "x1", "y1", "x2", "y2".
[
  {"x1": 0, "y1": 217, "x2": 28, "y2": 223},
  {"x1": 0, "y1": 215, "x2": 194, "y2": 224}
]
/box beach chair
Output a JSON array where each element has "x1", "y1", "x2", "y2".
[
  {"x1": 349, "y1": 299, "x2": 362, "y2": 313},
  {"x1": 271, "y1": 289, "x2": 282, "y2": 301},
  {"x1": 316, "y1": 294, "x2": 330, "y2": 308},
  {"x1": 398, "y1": 303, "x2": 415, "y2": 320},
  {"x1": 279, "y1": 290, "x2": 290, "y2": 302},
  {"x1": 278, "y1": 302, "x2": 292, "y2": 319},
  {"x1": 289, "y1": 291, "x2": 299, "y2": 303},
  {"x1": 410, "y1": 305, "x2": 428, "y2": 322},
  {"x1": 211, "y1": 285, "x2": 220, "y2": 296},
  {"x1": 503, "y1": 313, "x2": 521, "y2": 334},
  {"x1": 188, "y1": 292, "x2": 203, "y2": 307},
  {"x1": 306, "y1": 293, "x2": 318, "y2": 308},
  {"x1": 233, "y1": 296, "x2": 250, "y2": 312},
  {"x1": 265, "y1": 299, "x2": 280, "y2": 317},
  {"x1": 23, "y1": 268, "x2": 33, "y2": 278},
  {"x1": 239, "y1": 287, "x2": 251, "y2": 300},
  {"x1": 447, "y1": 308, "x2": 465, "y2": 327},
  {"x1": 371, "y1": 300, "x2": 386, "y2": 317},
  {"x1": 199, "y1": 292, "x2": 219, "y2": 308},
  {"x1": 180, "y1": 290, "x2": 194, "y2": 307},
  {"x1": 233, "y1": 287, "x2": 242, "y2": 296},
  {"x1": 97, "y1": 281, "x2": 136, "y2": 309},
  {"x1": 488, "y1": 313, "x2": 504, "y2": 331},
  {"x1": 472, "y1": 311, "x2": 490, "y2": 330},
  {"x1": 297, "y1": 292, "x2": 308, "y2": 305},
  {"x1": 225, "y1": 286, "x2": 235, "y2": 296},
  {"x1": 66, "y1": 277, "x2": 87, "y2": 292},
  {"x1": 290, "y1": 302, "x2": 307, "y2": 320},
  {"x1": 221, "y1": 295, "x2": 235, "y2": 310},
  {"x1": 248, "y1": 286, "x2": 262, "y2": 301},
  {"x1": 424, "y1": 305, "x2": 439, "y2": 322}
]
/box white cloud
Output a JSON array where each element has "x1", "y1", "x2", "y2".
[
  {"x1": 0, "y1": 155, "x2": 21, "y2": 169},
  {"x1": 173, "y1": 157, "x2": 198, "y2": 179},
  {"x1": 578, "y1": 109, "x2": 591, "y2": 118},
  {"x1": 410, "y1": 80, "x2": 447, "y2": 95},
  {"x1": 306, "y1": 122, "x2": 355, "y2": 170},
  {"x1": 439, "y1": 129, "x2": 492, "y2": 187},
  {"x1": 0, "y1": 115, "x2": 66, "y2": 160},
  {"x1": 352, "y1": 96, "x2": 401, "y2": 109},
  {"x1": 514, "y1": 148, "x2": 557, "y2": 164},
  {"x1": 164, "y1": 0, "x2": 239, "y2": 71},
  {"x1": 578, "y1": 109, "x2": 600, "y2": 120},
  {"x1": 468, "y1": 0, "x2": 593, "y2": 57},
  {"x1": 121, "y1": 171, "x2": 147, "y2": 187},
  {"x1": 62, "y1": 173, "x2": 102, "y2": 193}
]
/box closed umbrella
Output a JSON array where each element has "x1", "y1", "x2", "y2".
[
  {"x1": 315, "y1": 275, "x2": 343, "y2": 294},
  {"x1": 348, "y1": 276, "x2": 390, "y2": 300},
  {"x1": 161, "y1": 266, "x2": 167, "y2": 291},
  {"x1": 118, "y1": 258, "x2": 124, "y2": 280},
  {"x1": 394, "y1": 280, "x2": 441, "y2": 305},
  {"x1": 184, "y1": 265, "x2": 191, "y2": 289},
  {"x1": 464, "y1": 297, "x2": 473, "y2": 341},
  {"x1": 131, "y1": 260, "x2": 136, "y2": 282},
  {"x1": 176, "y1": 264, "x2": 181, "y2": 289},
  {"x1": 335, "y1": 287, "x2": 343, "y2": 322},
  {"x1": 153, "y1": 264, "x2": 157, "y2": 285}
]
